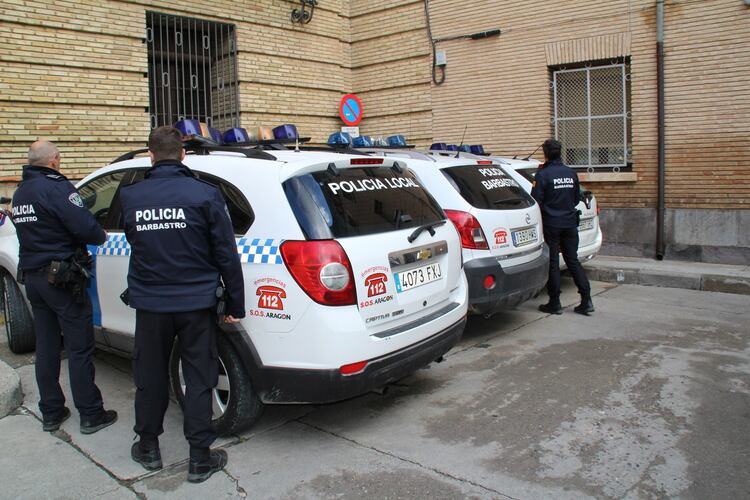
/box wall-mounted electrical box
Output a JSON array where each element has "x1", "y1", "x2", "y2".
[{"x1": 436, "y1": 51, "x2": 447, "y2": 67}]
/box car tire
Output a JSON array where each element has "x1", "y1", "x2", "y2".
[
  {"x1": 2, "y1": 272, "x2": 35, "y2": 354},
  {"x1": 169, "y1": 332, "x2": 263, "y2": 436}
]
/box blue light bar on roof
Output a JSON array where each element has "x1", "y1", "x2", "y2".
[
  {"x1": 469, "y1": 145, "x2": 485, "y2": 155},
  {"x1": 373, "y1": 136, "x2": 388, "y2": 147},
  {"x1": 352, "y1": 135, "x2": 372, "y2": 147},
  {"x1": 174, "y1": 119, "x2": 202, "y2": 137},
  {"x1": 430, "y1": 143, "x2": 447, "y2": 150},
  {"x1": 459, "y1": 145, "x2": 471, "y2": 152},
  {"x1": 209, "y1": 127, "x2": 223, "y2": 144},
  {"x1": 223, "y1": 128, "x2": 251, "y2": 144},
  {"x1": 328, "y1": 132, "x2": 351, "y2": 146},
  {"x1": 445, "y1": 144, "x2": 459, "y2": 151},
  {"x1": 273, "y1": 124, "x2": 298, "y2": 141},
  {"x1": 387, "y1": 135, "x2": 407, "y2": 147}
]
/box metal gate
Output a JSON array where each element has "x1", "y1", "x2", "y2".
[
  {"x1": 146, "y1": 11, "x2": 240, "y2": 131},
  {"x1": 553, "y1": 64, "x2": 629, "y2": 171}
]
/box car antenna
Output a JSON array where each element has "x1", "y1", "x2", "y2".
[
  {"x1": 523, "y1": 143, "x2": 543, "y2": 161},
  {"x1": 455, "y1": 125, "x2": 468, "y2": 158}
]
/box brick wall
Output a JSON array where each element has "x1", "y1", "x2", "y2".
[
  {"x1": 2, "y1": 0, "x2": 748, "y2": 211},
  {"x1": 358, "y1": 0, "x2": 748, "y2": 210},
  {"x1": 0, "y1": 0, "x2": 350, "y2": 179}
]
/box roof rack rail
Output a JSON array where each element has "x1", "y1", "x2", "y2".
[{"x1": 110, "y1": 140, "x2": 277, "y2": 164}]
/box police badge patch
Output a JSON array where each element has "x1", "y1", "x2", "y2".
[{"x1": 68, "y1": 192, "x2": 84, "y2": 208}]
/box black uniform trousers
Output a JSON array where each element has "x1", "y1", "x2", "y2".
[
  {"x1": 543, "y1": 224, "x2": 591, "y2": 300},
  {"x1": 132, "y1": 308, "x2": 218, "y2": 455},
  {"x1": 24, "y1": 270, "x2": 103, "y2": 420}
]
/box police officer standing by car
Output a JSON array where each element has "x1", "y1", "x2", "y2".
[
  {"x1": 12, "y1": 140, "x2": 118, "y2": 433},
  {"x1": 120, "y1": 126, "x2": 245, "y2": 483},
  {"x1": 532, "y1": 138, "x2": 594, "y2": 316}
]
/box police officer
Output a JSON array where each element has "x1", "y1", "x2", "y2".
[
  {"x1": 531, "y1": 138, "x2": 594, "y2": 316},
  {"x1": 120, "y1": 126, "x2": 245, "y2": 483},
  {"x1": 12, "y1": 140, "x2": 118, "y2": 433}
]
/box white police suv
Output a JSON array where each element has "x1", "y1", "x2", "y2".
[
  {"x1": 356, "y1": 139, "x2": 549, "y2": 316},
  {"x1": 0, "y1": 126, "x2": 468, "y2": 434}
]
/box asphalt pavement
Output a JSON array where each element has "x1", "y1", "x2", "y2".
[{"x1": 1, "y1": 278, "x2": 749, "y2": 499}]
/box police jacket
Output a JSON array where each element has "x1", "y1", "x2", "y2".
[
  {"x1": 12, "y1": 165, "x2": 106, "y2": 270},
  {"x1": 119, "y1": 161, "x2": 245, "y2": 317},
  {"x1": 531, "y1": 159, "x2": 583, "y2": 229}
]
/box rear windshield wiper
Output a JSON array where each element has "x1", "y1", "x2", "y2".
[
  {"x1": 407, "y1": 220, "x2": 447, "y2": 243},
  {"x1": 492, "y1": 197, "x2": 523, "y2": 206}
]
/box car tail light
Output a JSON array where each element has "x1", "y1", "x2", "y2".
[
  {"x1": 597, "y1": 206, "x2": 601, "y2": 216},
  {"x1": 476, "y1": 160, "x2": 493, "y2": 165},
  {"x1": 280, "y1": 240, "x2": 356, "y2": 306},
  {"x1": 340, "y1": 360, "x2": 368, "y2": 375},
  {"x1": 444, "y1": 209, "x2": 489, "y2": 250},
  {"x1": 350, "y1": 158, "x2": 384, "y2": 165},
  {"x1": 483, "y1": 275, "x2": 496, "y2": 290}
]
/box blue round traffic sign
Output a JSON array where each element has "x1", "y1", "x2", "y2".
[{"x1": 339, "y1": 94, "x2": 363, "y2": 126}]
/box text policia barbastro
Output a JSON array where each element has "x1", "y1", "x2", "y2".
[{"x1": 135, "y1": 207, "x2": 187, "y2": 232}]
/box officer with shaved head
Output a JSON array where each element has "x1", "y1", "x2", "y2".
[{"x1": 12, "y1": 140, "x2": 117, "y2": 434}]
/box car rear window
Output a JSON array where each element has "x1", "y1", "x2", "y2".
[
  {"x1": 284, "y1": 167, "x2": 444, "y2": 239},
  {"x1": 516, "y1": 168, "x2": 537, "y2": 184},
  {"x1": 442, "y1": 164, "x2": 534, "y2": 210}
]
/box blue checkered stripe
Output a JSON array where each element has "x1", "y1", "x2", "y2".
[
  {"x1": 237, "y1": 238, "x2": 283, "y2": 264},
  {"x1": 97, "y1": 234, "x2": 131, "y2": 256}
]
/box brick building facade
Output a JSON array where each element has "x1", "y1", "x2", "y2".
[{"x1": 1, "y1": 0, "x2": 748, "y2": 262}]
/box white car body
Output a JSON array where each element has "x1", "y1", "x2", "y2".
[
  {"x1": 362, "y1": 149, "x2": 549, "y2": 315},
  {"x1": 495, "y1": 157, "x2": 603, "y2": 267},
  {"x1": 0, "y1": 147, "x2": 468, "y2": 433}
]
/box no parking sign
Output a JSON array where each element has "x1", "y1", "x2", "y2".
[{"x1": 339, "y1": 94, "x2": 363, "y2": 126}]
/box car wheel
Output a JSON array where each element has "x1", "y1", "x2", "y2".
[
  {"x1": 2, "y1": 272, "x2": 35, "y2": 354},
  {"x1": 169, "y1": 333, "x2": 263, "y2": 436}
]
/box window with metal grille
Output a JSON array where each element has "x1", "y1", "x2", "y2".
[
  {"x1": 552, "y1": 63, "x2": 631, "y2": 171},
  {"x1": 146, "y1": 12, "x2": 240, "y2": 131}
]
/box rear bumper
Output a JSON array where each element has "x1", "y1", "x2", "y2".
[
  {"x1": 464, "y1": 244, "x2": 550, "y2": 315},
  {"x1": 251, "y1": 316, "x2": 466, "y2": 404}
]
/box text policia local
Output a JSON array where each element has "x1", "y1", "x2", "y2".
[{"x1": 327, "y1": 177, "x2": 420, "y2": 195}]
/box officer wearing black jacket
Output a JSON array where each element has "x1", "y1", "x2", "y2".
[
  {"x1": 531, "y1": 139, "x2": 594, "y2": 315},
  {"x1": 12, "y1": 140, "x2": 118, "y2": 433},
  {"x1": 120, "y1": 126, "x2": 245, "y2": 484}
]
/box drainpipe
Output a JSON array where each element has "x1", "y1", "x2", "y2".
[{"x1": 656, "y1": 0, "x2": 666, "y2": 260}]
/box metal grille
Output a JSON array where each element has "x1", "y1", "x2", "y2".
[
  {"x1": 146, "y1": 12, "x2": 240, "y2": 130},
  {"x1": 553, "y1": 64, "x2": 630, "y2": 171}
]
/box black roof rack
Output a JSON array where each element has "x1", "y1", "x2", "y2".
[{"x1": 110, "y1": 139, "x2": 277, "y2": 164}]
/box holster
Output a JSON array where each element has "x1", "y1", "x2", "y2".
[
  {"x1": 215, "y1": 285, "x2": 227, "y2": 318},
  {"x1": 16, "y1": 265, "x2": 25, "y2": 285},
  {"x1": 48, "y1": 248, "x2": 93, "y2": 303}
]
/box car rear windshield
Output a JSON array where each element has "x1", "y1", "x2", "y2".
[
  {"x1": 516, "y1": 168, "x2": 537, "y2": 184},
  {"x1": 284, "y1": 167, "x2": 444, "y2": 239},
  {"x1": 442, "y1": 164, "x2": 534, "y2": 210}
]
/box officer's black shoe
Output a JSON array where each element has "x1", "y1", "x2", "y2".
[
  {"x1": 80, "y1": 409, "x2": 118, "y2": 435},
  {"x1": 187, "y1": 449, "x2": 228, "y2": 484},
  {"x1": 574, "y1": 297, "x2": 595, "y2": 316},
  {"x1": 538, "y1": 301, "x2": 563, "y2": 315},
  {"x1": 42, "y1": 407, "x2": 71, "y2": 432},
  {"x1": 131, "y1": 441, "x2": 163, "y2": 471}
]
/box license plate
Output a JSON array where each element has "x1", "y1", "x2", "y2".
[
  {"x1": 394, "y1": 263, "x2": 442, "y2": 293},
  {"x1": 578, "y1": 218, "x2": 595, "y2": 231},
  {"x1": 512, "y1": 226, "x2": 538, "y2": 247}
]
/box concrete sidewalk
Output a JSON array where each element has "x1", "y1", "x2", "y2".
[{"x1": 584, "y1": 255, "x2": 750, "y2": 295}]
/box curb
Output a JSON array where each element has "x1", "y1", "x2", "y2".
[
  {"x1": 0, "y1": 360, "x2": 22, "y2": 418},
  {"x1": 584, "y1": 262, "x2": 750, "y2": 295}
]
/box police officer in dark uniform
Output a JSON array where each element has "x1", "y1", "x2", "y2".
[
  {"x1": 12, "y1": 140, "x2": 118, "y2": 433},
  {"x1": 120, "y1": 126, "x2": 245, "y2": 483},
  {"x1": 531, "y1": 138, "x2": 594, "y2": 316}
]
